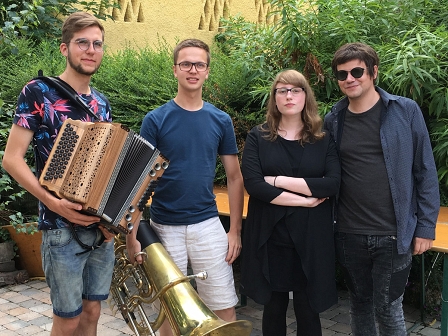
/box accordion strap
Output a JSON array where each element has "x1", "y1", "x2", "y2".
[
  {"x1": 68, "y1": 222, "x2": 106, "y2": 255},
  {"x1": 34, "y1": 71, "x2": 105, "y2": 251},
  {"x1": 34, "y1": 70, "x2": 100, "y2": 121}
]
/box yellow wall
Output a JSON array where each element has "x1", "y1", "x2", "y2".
[{"x1": 102, "y1": 0, "x2": 278, "y2": 52}]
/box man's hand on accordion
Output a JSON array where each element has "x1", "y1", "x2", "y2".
[{"x1": 47, "y1": 197, "x2": 101, "y2": 226}]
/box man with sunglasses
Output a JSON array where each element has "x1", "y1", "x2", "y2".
[
  {"x1": 324, "y1": 42, "x2": 439, "y2": 336},
  {"x1": 126, "y1": 38, "x2": 244, "y2": 336},
  {"x1": 2, "y1": 12, "x2": 115, "y2": 336}
]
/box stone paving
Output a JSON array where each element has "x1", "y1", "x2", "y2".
[{"x1": 0, "y1": 278, "x2": 442, "y2": 335}]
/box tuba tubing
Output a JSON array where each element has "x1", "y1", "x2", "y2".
[{"x1": 136, "y1": 220, "x2": 253, "y2": 336}]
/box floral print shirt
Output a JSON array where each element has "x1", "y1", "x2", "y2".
[{"x1": 13, "y1": 78, "x2": 112, "y2": 230}]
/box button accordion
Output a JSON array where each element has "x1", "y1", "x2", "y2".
[{"x1": 39, "y1": 118, "x2": 169, "y2": 235}]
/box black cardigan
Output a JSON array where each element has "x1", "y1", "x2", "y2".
[{"x1": 240, "y1": 126, "x2": 341, "y2": 313}]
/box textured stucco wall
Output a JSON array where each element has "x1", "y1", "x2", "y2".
[{"x1": 102, "y1": 0, "x2": 278, "y2": 52}]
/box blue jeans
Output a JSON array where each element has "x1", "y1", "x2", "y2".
[
  {"x1": 41, "y1": 225, "x2": 115, "y2": 318},
  {"x1": 335, "y1": 232, "x2": 412, "y2": 336}
]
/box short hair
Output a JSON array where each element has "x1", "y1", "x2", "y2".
[
  {"x1": 262, "y1": 69, "x2": 324, "y2": 144},
  {"x1": 173, "y1": 39, "x2": 210, "y2": 65},
  {"x1": 61, "y1": 12, "x2": 105, "y2": 45},
  {"x1": 331, "y1": 42, "x2": 379, "y2": 78}
]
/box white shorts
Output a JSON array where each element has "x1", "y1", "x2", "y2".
[{"x1": 150, "y1": 217, "x2": 238, "y2": 310}]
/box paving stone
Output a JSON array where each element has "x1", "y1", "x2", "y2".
[
  {"x1": 15, "y1": 324, "x2": 44, "y2": 335},
  {"x1": 26, "y1": 315, "x2": 53, "y2": 327},
  {"x1": 16, "y1": 310, "x2": 43, "y2": 322},
  {"x1": 320, "y1": 317, "x2": 337, "y2": 329},
  {"x1": 328, "y1": 322, "x2": 352, "y2": 334},
  {"x1": 0, "y1": 282, "x2": 442, "y2": 335},
  {"x1": 1, "y1": 330, "x2": 21, "y2": 336},
  {"x1": 42, "y1": 322, "x2": 52, "y2": 331},
  {"x1": 97, "y1": 324, "x2": 131, "y2": 336},
  {"x1": 31, "y1": 331, "x2": 51, "y2": 336},
  {"x1": 0, "y1": 314, "x2": 18, "y2": 325},
  {"x1": 3, "y1": 319, "x2": 30, "y2": 331},
  {"x1": 321, "y1": 307, "x2": 342, "y2": 320},
  {"x1": 331, "y1": 312, "x2": 351, "y2": 324},
  {"x1": 98, "y1": 312, "x2": 118, "y2": 324},
  {"x1": 28, "y1": 303, "x2": 52, "y2": 313},
  {"x1": 29, "y1": 280, "x2": 48, "y2": 289}
]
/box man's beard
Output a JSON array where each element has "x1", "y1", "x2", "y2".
[{"x1": 67, "y1": 52, "x2": 101, "y2": 76}]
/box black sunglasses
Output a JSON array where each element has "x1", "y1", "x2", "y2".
[{"x1": 335, "y1": 67, "x2": 365, "y2": 81}]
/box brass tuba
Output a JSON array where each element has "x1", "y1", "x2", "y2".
[{"x1": 109, "y1": 220, "x2": 253, "y2": 336}]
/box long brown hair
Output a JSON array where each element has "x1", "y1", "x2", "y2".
[{"x1": 262, "y1": 69, "x2": 324, "y2": 144}]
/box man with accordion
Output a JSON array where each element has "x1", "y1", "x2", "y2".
[{"x1": 2, "y1": 11, "x2": 116, "y2": 336}]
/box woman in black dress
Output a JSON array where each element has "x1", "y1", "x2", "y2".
[{"x1": 240, "y1": 69, "x2": 341, "y2": 336}]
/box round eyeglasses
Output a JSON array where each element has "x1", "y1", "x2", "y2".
[
  {"x1": 175, "y1": 61, "x2": 209, "y2": 72},
  {"x1": 335, "y1": 67, "x2": 365, "y2": 81},
  {"x1": 275, "y1": 87, "x2": 305, "y2": 96},
  {"x1": 71, "y1": 38, "x2": 104, "y2": 52}
]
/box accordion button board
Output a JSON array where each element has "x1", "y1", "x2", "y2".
[{"x1": 39, "y1": 118, "x2": 169, "y2": 235}]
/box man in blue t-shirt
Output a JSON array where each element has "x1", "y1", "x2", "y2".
[
  {"x1": 2, "y1": 12, "x2": 115, "y2": 336},
  {"x1": 126, "y1": 38, "x2": 244, "y2": 336}
]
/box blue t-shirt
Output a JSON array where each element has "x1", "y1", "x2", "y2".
[
  {"x1": 140, "y1": 99, "x2": 238, "y2": 225},
  {"x1": 13, "y1": 78, "x2": 112, "y2": 230}
]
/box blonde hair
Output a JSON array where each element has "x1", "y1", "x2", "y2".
[{"x1": 262, "y1": 69, "x2": 324, "y2": 144}]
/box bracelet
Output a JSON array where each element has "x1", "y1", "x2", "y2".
[{"x1": 274, "y1": 176, "x2": 278, "y2": 187}]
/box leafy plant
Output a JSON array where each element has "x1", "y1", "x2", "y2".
[
  {"x1": 431, "y1": 118, "x2": 448, "y2": 186},
  {"x1": 378, "y1": 25, "x2": 448, "y2": 118},
  {"x1": 91, "y1": 39, "x2": 177, "y2": 131},
  {"x1": 0, "y1": 100, "x2": 38, "y2": 235},
  {"x1": 0, "y1": 226, "x2": 12, "y2": 243},
  {"x1": 0, "y1": 0, "x2": 118, "y2": 53}
]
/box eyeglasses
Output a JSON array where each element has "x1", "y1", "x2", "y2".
[
  {"x1": 175, "y1": 61, "x2": 209, "y2": 72},
  {"x1": 275, "y1": 87, "x2": 305, "y2": 96},
  {"x1": 335, "y1": 67, "x2": 365, "y2": 81},
  {"x1": 71, "y1": 38, "x2": 104, "y2": 52}
]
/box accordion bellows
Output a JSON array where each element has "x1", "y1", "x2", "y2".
[{"x1": 39, "y1": 118, "x2": 169, "y2": 235}]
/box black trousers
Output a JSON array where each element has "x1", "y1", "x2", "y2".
[{"x1": 262, "y1": 265, "x2": 322, "y2": 336}]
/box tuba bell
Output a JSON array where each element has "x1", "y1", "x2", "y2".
[{"x1": 109, "y1": 220, "x2": 252, "y2": 336}]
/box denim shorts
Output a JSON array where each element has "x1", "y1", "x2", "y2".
[
  {"x1": 41, "y1": 225, "x2": 115, "y2": 318},
  {"x1": 150, "y1": 217, "x2": 238, "y2": 311}
]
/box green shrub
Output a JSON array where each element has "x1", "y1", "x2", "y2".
[
  {"x1": 91, "y1": 41, "x2": 177, "y2": 131},
  {"x1": 0, "y1": 100, "x2": 38, "y2": 232},
  {"x1": 0, "y1": 0, "x2": 117, "y2": 52}
]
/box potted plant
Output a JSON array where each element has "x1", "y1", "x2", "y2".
[
  {"x1": 0, "y1": 168, "x2": 42, "y2": 274},
  {"x1": 0, "y1": 226, "x2": 30, "y2": 286},
  {"x1": 0, "y1": 173, "x2": 39, "y2": 284},
  {"x1": 0, "y1": 101, "x2": 42, "y2": 277},
  {"x1": 0, "y1": 225, "x2": 15, "y2": 272},
  {"x1": 0, "y1": 166, "x2": 42, "y2": 279}
]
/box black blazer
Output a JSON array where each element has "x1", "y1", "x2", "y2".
[{"x1": 240, "y1": 126, "x2": 340, "y2": 313}]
